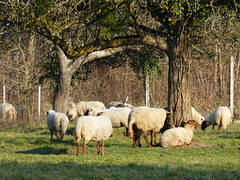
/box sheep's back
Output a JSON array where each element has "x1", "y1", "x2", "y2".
[
  {"x1": 55, "y1": 113, "x2": 69, "y2": 133},
  {"x1": 107, "y1": 108, "x2": 131, "y2": 127},
  {"x1": 160, "y1": 127, "x2": 191, "y2": 147},
  {"x1": 215, "y1": 107, "x2": 231, "y2": 129},
  {"x1": 129, "y1": 107, "x2": 166, "y2": 133}
]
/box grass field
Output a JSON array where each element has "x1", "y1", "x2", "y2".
[{"x1": 0, "y1": 121, "x2": 239, "y2": 180}]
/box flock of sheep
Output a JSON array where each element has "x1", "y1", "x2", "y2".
[{"x1": 0, "y1": 101, "x2": 232, "y2": 156}]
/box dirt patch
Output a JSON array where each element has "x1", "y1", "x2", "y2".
[{"x1": 187, "y1": 140, "x2": 213, "y2": 148}]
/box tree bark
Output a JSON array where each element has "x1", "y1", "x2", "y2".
[
  {"x1": 166, "y1": 37, "x2": 192, "y2": 128},
  {"x1": 53, "y1": 46, "x2": 72, "y2": 113}
]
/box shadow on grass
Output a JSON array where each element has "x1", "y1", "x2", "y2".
[
  {"x1": 16, "y1": 146, "x2": 68, "y2": 155},
  {"x1": 1, "y1": 161, "x2": 240, "y2": 180}
]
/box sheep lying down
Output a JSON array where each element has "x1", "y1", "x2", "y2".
[
  {"x1": 160, "y1": 120, "x2": 198, "y2": 148},
  {"x1": 74, "y1": 114, "x2": 112, "y2": 156}
]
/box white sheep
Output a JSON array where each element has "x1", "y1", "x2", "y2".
[
  {"x1": 0, "y1": 103, "x2": 17, "y2": 124},
  {"x1": 107, "y1": 101, "x2": 133, "y2": 109},
  {"x1": 191, "y1": 107, "x2": 204, "y2": 125},
  {"x1": 201, "y1": 106, "x2": 231, "y2": 130},
  {"x1": 46, "y1": 110, "x2": 69, "y2": 140},
  {"x1": 74, "y1": 114, "x2": 112, "y2": 156},
  {"x1": 67, "y1": 101, "x2": 105, "y2": 121},
  {"x1": 159, "y1": 120, "x2": 198, "y2": 147},
  {"x1": 85, "y1": 107, "x2": 131, "y2": 127},
  {"x1": 128, "y1": 106, "x2": 169, "y2": 148}
]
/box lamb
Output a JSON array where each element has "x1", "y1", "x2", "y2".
[
  {"x1": 46, "y1": 110, "x2": 69, "y2": 140},
  {"x1": 0, "y1": 103, "x2": 17, "y2": 124},
  {"x1": 84, "y1": 107, "x2": 132, "y2": 136},
  {"x1": 128, "y1": 106, "x2": 169, "y2": 148},
  {"x1": 201, "y1": 106, "x2": 231, "y2": 130},
  {"x1": 159, "y1": 120, "x2": 198, "y2": 147},
  {"x1": 67, "y1": 101, "x2": 105, "y2": 121},
  {"x1": 191, "y1": 107, "x2": 204, "y2": 125},
  {"x1": 74, "y1": 114, "x2": 112, "y2": 156}
]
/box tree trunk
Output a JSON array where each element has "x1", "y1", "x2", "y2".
[
  {"x1": 166, "y1": 37, "x2": 192, "y2": 128},
  {"x1": 53, "y1": 46, "x2": 72, "y2": 113}
]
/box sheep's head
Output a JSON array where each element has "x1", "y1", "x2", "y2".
[
  {"x1": 184, "y1": 120, "x2": 198, "y2": 129},
  {"x1": 201, "y1": 120, "x2": 209, "y2": 130},
  {"x1": 84, "y1": 108, "x2": 93, "y2": 116}
]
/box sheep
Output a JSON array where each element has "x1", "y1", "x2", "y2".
[
  {"x1": 84, "y1": 107, "x2": 132, "y2": 136},
  {"x1": 74, "y1": 114, "x2": 112, "y2": 156},
  {"x1": 46, "y1": 110, "x2": 69, "y2": 140},
  {"x1": 159, "y1": 120, "x2": 198, "y2": 147},
  {"x1": 191, "y1": 107, "x2": 204, "y2": 125},
  {"x1": 16, "y1": 105, "x2": 28, "y2": 120},
  {"x1": 201, "y1": 106, "x2": 231, "y2": 130},
  {"x1": 107, "y1": 101, "x2": 133, "y2": 109},
  {"x1": 128, "y1": 106, "x2": 169, "y2": 148},
  {"x1": 0, "y1": 103, "x2": 17, "y2": 124},
  {"x1": 67, "y1": 101, "x2": 105, "y2": 121}
]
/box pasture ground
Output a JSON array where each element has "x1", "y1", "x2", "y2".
[{"x1": 0, "y1": 121, "x2": 240, "y2": 180}]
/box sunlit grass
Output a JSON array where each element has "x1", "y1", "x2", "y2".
[{"x1": 0, "y1": 121, "x2": 240, "y2": 179}]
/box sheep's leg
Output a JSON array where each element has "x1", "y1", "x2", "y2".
[
  {"x1": 97, "y1": 141, "x2": 100, "y2": 154},
  {"x1": 218, "y1": 125, "x2": 222, "y2": 130},
  {"x1": 50, "y1": 130, "x2": 53, "y2": 140},
  {"x1": 60, "y1": 132, "x2": 64, "y2": 139},
  {"x1": 143, "y1": 132, "x2": 152, "y2": 147},
  {"x1": 101, "y1": 140, "x2": 104, "y2": 155},
  {"x1": 56, "y1": 132, "x2": 60, "y2": 139},
  {"x1": 77, "y1": 141, "x2": 80, "y2": 156},
  {"x1": 83, "y1": 139, "x2": 87, "y2": 156},
  {"x1": 154, "y1": 133, "x2": 157, "y2": 146},
  {"x1": 137, "y1": 137, "x2": 142, "y2": 147},
  {"x1": 125, "y1": 128, "x2": 129, "y2": 136},
  {"x1": 132, "y1": 135, "x2": 137, "y2": 147},
  {"x1": 150, "y1": 131, "x2": 153, "y2": 146},
  {"x1": 212, "y1": 125, "x2": 215, "y2": 129}
]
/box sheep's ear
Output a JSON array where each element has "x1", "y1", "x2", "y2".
[
  {"x1": 89, "y1": 108, "x2": 93, "y2": 112},
  {"x1": 45, "y1": 112, "x2": 48, "y2": 115},
  {"x1": 166, "y1": 111, "x2": 170, "y2": 114}
]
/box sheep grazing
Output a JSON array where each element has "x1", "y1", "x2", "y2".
[
  {"x1": 128, "y1": 106, "x2": 169, "y2": 148},
  {"x1": 46, "y1": 110, "x2": 69, "y2": 140},
  {"x1": 84, "y1": 107, "x2": 132, "y2": 136},
  {"x1": 67, "y1": 101, "x2": 105, "y2": 121},
  {"x1": 191, "y1": 107, "x2": 204, "y2": 125},
  {"x1": 0, "y1": 103, "x2": 17, "y2": 124},
  {"x1": 107, "y1": 101, "x2": 133, "y2": 109},
  {"x1": 74, "y1": 115, "x2": 112, "y2": 156},
  {"x1": 201, "y1": 106, "x2": 231, "y2": 130},
  {"x1": 159, "y1": 120, "x2": 198, "y2": 148}
]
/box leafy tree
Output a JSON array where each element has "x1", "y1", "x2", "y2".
[{"x1": 0, "y1": 0, "x2": 238, "y2": 127}]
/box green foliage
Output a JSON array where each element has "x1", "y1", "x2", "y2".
[
  {"x1": 0, "y1": 122, "x2": 240, "y2": 179},
  {"x1": 129, "y1": 46, "x2": 163, "y2": 81}
]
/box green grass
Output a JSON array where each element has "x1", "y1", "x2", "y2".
[{"x1": 0, "y1": 121, "x2": 240, "y2": 180}]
